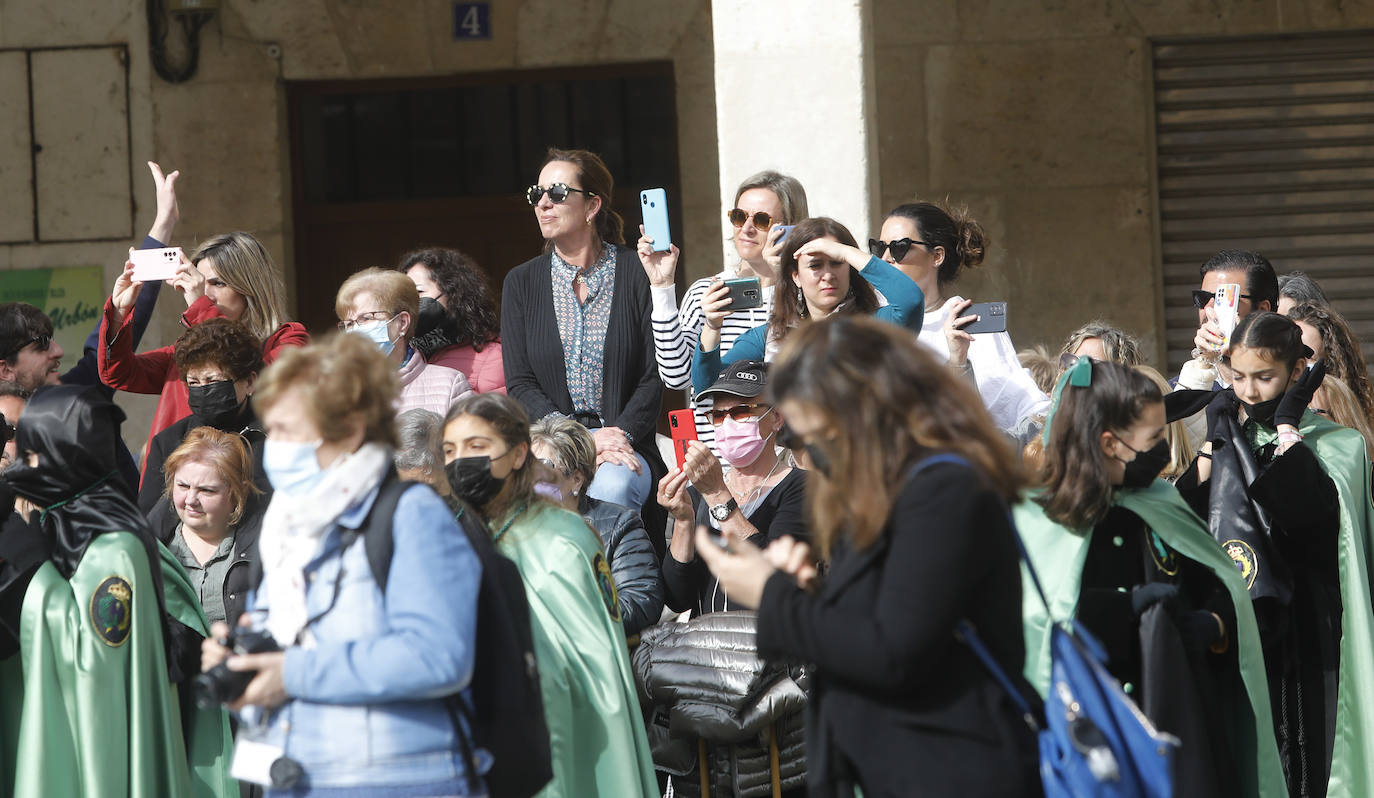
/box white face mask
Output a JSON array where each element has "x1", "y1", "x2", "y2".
[{"x1": 263, "y1": 438, "x2": 325, "y2": 495}]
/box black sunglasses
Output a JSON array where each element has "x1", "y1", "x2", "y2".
[
  {"x1": 525, "y1": 183, "x2": 597, "y2": 206},
  {"x1": 0, "y1": 334, "x2": 51, "y2": 362},
  {"x1": 1191, "y1": 289, "x2": 1252, "y2": 310},
  {"x1": 867, "y1": 237, "x2": 929, "y2": 262},
  {"x1": 728, "y1": 208, "x2": 773, "y2": 231}
]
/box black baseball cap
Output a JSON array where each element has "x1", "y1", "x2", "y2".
[{"x1": 698, "y1": 360, "x2": 768, "y2": 401}]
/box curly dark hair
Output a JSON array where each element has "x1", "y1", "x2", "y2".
[
  {"x1": 396, "y1": 247, "x2": 501, "y2": 351},
  {"x1": 173, "y1": 318, "x2": 264, "y2": 382}
]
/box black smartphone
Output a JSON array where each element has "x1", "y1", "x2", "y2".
[
  {"x1": 962, "y1": 301, "x2": 1007, "y2": 335},
  {"x1": 723, "y1": 276, "x2": 763, "y2": 310}
]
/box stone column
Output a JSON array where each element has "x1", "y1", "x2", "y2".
[{"x1": 710, "y1": 0, "x2": 880, "y2": 266}]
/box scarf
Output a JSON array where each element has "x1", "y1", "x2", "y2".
[{"x1": 257, "y1": 442, "x2": 393, "y2": 646}]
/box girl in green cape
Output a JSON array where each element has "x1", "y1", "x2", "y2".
[
  {"x1": 1018, "y1": 358, "x2": 1284, "y2": 798},
  {"x1": 1178, "y1": 311, "x2": 1374, "y2": 798},
  {"x1": 441, "y1": 393, "x2": 657, "y2": 798}
]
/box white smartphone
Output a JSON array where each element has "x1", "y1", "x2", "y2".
[
  {"x1": 129, "y1": 246, "x2": 186, "y2": 282},
  {"x1": 1214, "y1": 283, "x2": 1241, "y2": 347}
]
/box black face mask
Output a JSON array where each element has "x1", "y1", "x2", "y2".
[
  {"x1": 1118, "y1": 438, "x2": 1172, "y2": 489},
  {"x1": 187, "y1": 380, "x2": 244, "y2": 429},
  {"x1": 804, "y1": 443, "x2": 832, "y2": 479},
  {"x1": 415, "y1": 296, "x2": 448, "y2": 338},
  {"x1": 446, "y1": 455, "x2": 506, "y2": 508},
  {"x1": 1241, "y1": 395, "x2": 1283, "y2": 429}
]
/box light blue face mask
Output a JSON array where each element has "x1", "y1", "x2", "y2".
[
  {"x1": 263, "y1": 437, "x2": 326, "y2": 495},
  {"x1": 352, "y1": 316, "x2": 400, "y2": 357}
]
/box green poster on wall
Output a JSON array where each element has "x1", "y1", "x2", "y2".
[{"x1": 0, "y1": 266, "x2": 106, "y2": 364}]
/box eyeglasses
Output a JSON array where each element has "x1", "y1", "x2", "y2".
[
  {"x1": 709, "y1": 403, "x2": 770, "y2": 426},
  {"x1": 525, "y1": 183, "x2": 596, "y2": 206},
  {"x1": 1191, "y1": 289, "x2": 1252, "y2": 310},
  {"x1": 337, "y1": 311, "x2": 397, "y2": 332},
  {"x1": 867, "y1": 238, "x2": 929, "y2": 262},
  {"x1": 728, "y1": 209, "x2": 773, "y2": 231}
]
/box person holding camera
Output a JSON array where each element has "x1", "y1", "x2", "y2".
[
  {"x1": 200, "y1": 333, "x2": 483, "y2": 796},
  {"x1": 0, "y1": 384, "x2": 236, "y2": 797}
]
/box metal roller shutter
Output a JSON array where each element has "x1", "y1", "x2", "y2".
[{"x1": 1153, "y1": 31, "x2": 1374, "y2": 372}]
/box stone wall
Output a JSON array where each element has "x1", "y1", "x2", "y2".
[{"x1": 871, "y1": 0, "x2": 1374, "y2": 364}]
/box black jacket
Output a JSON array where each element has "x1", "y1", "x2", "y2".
[
  {"x1": 138, "y1": 406, "x2": 269, "y2": 515},
  {"x1": 149, "y1": 487, "x2": 264, "y2": 627},
  {"x1": 756, "y1": 459, "x2": 1038, "y2": 798},
  {"x1": 580, "y1": 495, "x2": 664, "y2": 636},
  {"x1": 500, "y1": 245, "x2": 663, "y2": 451}
]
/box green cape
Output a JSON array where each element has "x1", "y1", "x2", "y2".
[
  {"x1": 1013, "y1": 480, "x2": 1286, "y2": 798},
  {"x1": 1248, "y1": 412, "x2": 1374, "y2": 798},
  {"x1": 0, "y1": 533, "x2": 235, "y2": 798},
  {"x1": 496, "y1": 503, "x2": 657, "y2": 798}
]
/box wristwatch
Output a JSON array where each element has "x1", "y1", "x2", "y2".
[{"x1": 709, "y1": 497, "x2": 738, "y2": 522}]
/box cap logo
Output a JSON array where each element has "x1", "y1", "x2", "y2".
[{"x1": 734, "y1": 371, "x2": 759, "y2": 381}]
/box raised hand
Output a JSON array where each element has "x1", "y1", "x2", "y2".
[
  {"x1": 147, "y1": 161, "x2": 181, "y2": 243},
  {"x1": 637, "y1": 224, "x2": 680, "y2": 288},
  {"x1": 944, "y1": 298, "x2": 977, "y2": 368},
  {"x1": 1275, "y1": 358, "x2": 1326, "y2": 430},
  {"x1": 110, "y1": 253, "x2": 144, "y2": 325},
  {"x1": 167, "y1": 251, "x2": 205, "y2": 307}
]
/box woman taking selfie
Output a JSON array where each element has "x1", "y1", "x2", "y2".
[
  {"x1": 1017, "y1": 358, "x2": 1282, "y2": 796},
  {"x1": 501, "y1": 148, "x2": 663, "y2": 512},
  {"x1": 442, "y1": 393, "x2": 657, "y2": 797},
  {"x1": 876, "y1": 201, "x2": 1048, "y2": 433},
  {"x1": 690, "y1": 217, "x2": 924, "y2": 392},
  {"x1": 100, "y1": 231, "x2": 309, "y2": 450},
  {"x1": 694, "y1": 315, "x2": 1035, "y2": 797},
  {"x1": 1180, "y1": 311, "x2": 1374, "y2": 798},
  {"x1": 642, "y1": 170, "x2": 807, "y2": 451}
]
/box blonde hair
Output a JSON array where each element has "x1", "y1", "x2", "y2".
[
  {"x1": 1315, "y1": 375, "x2": 1374, "y2": 460},
  {"x1": 1134, "y1": 365, "x2": 1194, "y2": 479},
  {"x1": 529, "y1": 415, "x2": 597, "y2": 487},
  {"x1": 1018, "y1": 345, "x2": 1057, "y2": 396},
  {"x1": 190, "y1": 232, "x2": 287, "y2": 341},
  {"x1": 254, "y1": 332, "x2": 400, "y2": 448},
  {"x1": 335, "y1": 268, "x2": 420, "y2": 338},
  {"x1": 163, "y1": 427, "x2": 260, "y2": 527}
]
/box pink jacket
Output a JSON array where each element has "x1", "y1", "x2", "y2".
[
  {"x1": 428, "y1": 340, "x2": 506, "y2": 394},
  {"x1": 397, "y1": 350, "x2": 475, "y2": 416}
]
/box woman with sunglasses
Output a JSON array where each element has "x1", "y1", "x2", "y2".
[
  {"x1": 639, "y1": 170, "x2": 807, "y2": 454},
  {"x1": 657, "y1": 360, "x2": 806, "y2": 617},
  {"x1": 502, "y1": 148, "x2": 664, "y2": 514},
  {"x1": 101, "y1": 230, "x2": 309, "y2": 460},
  {"x1": 690, "y1": 217, "x2": 923, "y2": 393},
  {"x1": 875, "y1": 201, "x2": 1049, "y2": 434},
  {"x1": 691, "y1": 316, "x2": 1037, "y2": 797}
]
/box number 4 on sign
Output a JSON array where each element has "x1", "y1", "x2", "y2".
[{"x1": 452, "y1": 2, "x2": 491, "y2": 40}]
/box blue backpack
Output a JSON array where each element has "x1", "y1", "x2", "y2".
[{"x1": 915, "y1": 454, "x2": 1180, "y2": 798}]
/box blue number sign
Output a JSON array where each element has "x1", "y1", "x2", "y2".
[{"x1": 452, "y1": 2, "x2": 492, "y2": 40}]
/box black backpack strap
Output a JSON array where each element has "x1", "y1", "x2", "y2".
[
  {"x1": 350, "y1": 471, "x2": 411, "y2": 594},
  {"x1": 445, "y1": 693, "x2": 483, "y2": 793}
]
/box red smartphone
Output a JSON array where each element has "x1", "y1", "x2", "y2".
[{"x1": 668, "y1": 409, "x2": 697, "y2": 469}]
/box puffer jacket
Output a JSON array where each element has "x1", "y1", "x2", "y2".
[
  {"x1": 580, "y1": 495, "x2": 665, "y2": 636},
  {"x1": 634, "y1": 611, "x2": 808, "y2": 798},
  {"x1": 397, "y1": 348, "x2": 475, "y2": 416}
]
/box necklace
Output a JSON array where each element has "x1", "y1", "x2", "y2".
[{"x1": 727, "y1": 454, "x2": 787, "y2": 511}]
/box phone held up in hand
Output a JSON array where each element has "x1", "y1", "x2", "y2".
[
  {"x1": 641, "y1": 188, "x2": 672, "y2": 252},
  {"x1": 962, "y1": 301, "x2": 1008, "y2": 335},
  {"x1": 723, "y1": 276, "x2": 763, "y2": 311},
  {"x1": 1214, "y1": 284, "x2": 1242, "y2": 347},
  {"x1": 668, "y1": 409, "x2": 696, "y2": 470},
  {"x1": 129, "y1": 247, "x2": 186, "y2": 282}
]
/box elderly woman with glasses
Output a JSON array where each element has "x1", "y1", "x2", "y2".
[
  {"x1": 501, "y1": 148, "x2": 665, "y2": 517},
  {"x1": 637, "y1": 170, "x2": 808, "y2": 456},
  {"x1": 529, "y1": 415, "x2": 664, "y2": 636},
  {"x1": 658, "y1": 360, "x2": 808, "y2": 617},
  {"x1": 336, "y1": 267, "x2": 475, "y2": 417}
]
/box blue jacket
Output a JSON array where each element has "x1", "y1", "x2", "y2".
[
  {"x1": 691, "y1": 255, "x2": 923, "y2": 392},
  {"x1": 246, "y1": 483, "x2": 484, "y2": 794}
]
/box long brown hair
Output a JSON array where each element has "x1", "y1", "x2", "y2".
[
  {"x1": 767, "y1": 217, "x2": 880, "y2": 347},
  {"x1": 1038, "y1": 361, "x2": 1162, "y2": 529},
  {"x1": 1287, "y1": 300, "x2": 1374, "y2": 429},
  {"x1": 445, "y1": 393, "x2": 544, "y2": 523},
  {"x1": 541, "y1": 148, "x2": 625, "y2": 249},
  {"x1": 769, "y1": 315, "x2": 1023, "y2": 556}
]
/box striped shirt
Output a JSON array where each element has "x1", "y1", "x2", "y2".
[{"x1": 651, "y1": 272, "x2": 774, "y2": 454}]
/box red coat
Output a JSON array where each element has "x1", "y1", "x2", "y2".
[{"x1": 98, "y1": 294, "x2": 310, "y2": 462}]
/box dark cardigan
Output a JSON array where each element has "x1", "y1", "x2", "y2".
[{"x1": 500, "y1": 244, "x2": 664, "y2": 451}]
